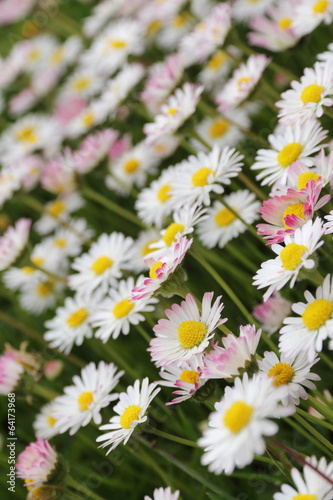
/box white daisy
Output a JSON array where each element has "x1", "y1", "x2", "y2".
[
  {"x1": 253, "y1": 218, "x2": 325, "y2": 302},
  {"x1": 33, "y1": 402, "x2": 59, "y2": 440},
  {"x1": 144, "y1": 487, "x2": 180, "y2": 500},
  {"x1": 53, "y1": 361, "x2": 124, "y2": 435},
  {"x1": 231, "y1": 0, "x2": 275, "y2": 22},
  {"x1": 198, "y1": 49, "x2": 234, "y2": 92},
  {"x1": 198, "y1": 373, "x2": 292, "y2": 475},
  {"x1": 149, "y1": 292, "x2": 225, "y2": 367},
  {"x1": 127, "y1": 229, "x2": 161, "y2": 273},
  {"x1": 170, "y1": 146, "x2": 244, "y2": 208},
  {"x1": 196, "y1": 189, "x2": 260, "y2": 249},
  {"x1": 46, "y1": 218, "x2": 94, "y2": 258},
  {"x1": 91, "y1": 276, "x2": 158, "y2": 342},
  {"x1": 58, "y1": 68, "x2": 105, "y2": 100},
  {"x1": 276, "y1": 61, "x2": 333, "y2": 124},
  {"x1": 65, "y1": 101, "x2": 108, "y2": 139},
  {"x1": 19, "y1": 275, "x2": 66, "y2": 315},
  {"x1": 3, "y1": 265, "x2": 43, "y2": 292},
  {"x1": 251, "y1": 120, "x2": 327, "y2": 186},
  {"x1": 96, "y1": 378, "x2": 160, "y2": 454},
  {"x1": 0, "y1": 218, "x2": 31, "y2": 271},
  {"x1": 259, "y1": 351, "x2": 320, "y2": 406},
  {"x1": 69, "y1": 232, "x2": 134, "y2": 299},
  {"x1": 293, "y1": 0, "x2": 333, "y2": 37},
  {"x1": 279, "y1": 274, "x2": 333, "y2": 360},
  {"x1": 274, "y1": 456, "x2": 333, "y2": 500},
  {"x1": 34, "y1": 192, "x2": 84, "y2": 235}
]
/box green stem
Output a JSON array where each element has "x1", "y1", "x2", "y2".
[
  {"x1": 145, "y1": 427, "x2": 199, "y2": 448},
  {"x1": 319, "y1": 351, "x2": 333, "y2": 370},
  {"x1": 308, "y1": 394, "x2": 333, "y2": 422},
  {"x1": 238, "y1": 172, "x2": 267, "y2": 201},
  {"x1": 135, "y1": 323, "x2": 151, "y2": 343},
  {"x1": 285, "y1": 415, "x2": 333, "y2": 457},
  {"x1": 82, "y1": 186, "x2": 145, "y2": 228},
  {"x1": 65, "y1": 476, "x2": 106, "y2": 500},
  {"x1": 31, "y1": 263, "x2": 68, "y2": 285},
  {"x1": 178, "y1": 137, "x2": 198, "y2": 155},
  {"x1": 296, "y1": 407, "x2": 333, "y2": 432}
]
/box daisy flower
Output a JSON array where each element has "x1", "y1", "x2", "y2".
[
  {"x1": 96, "y1": 378, "x2": 160, "y2": 454},
  {"x1": 3, "y1": 266, "x2": 43, "y2": 292},
  {"x1": 198, "y1": 48, "x2": 234, "y2": 92},
  {"x1": 74, "y1": 128, "x2": 119, "y2": 175},
  {"x1": 279, "y1": 274, "x2": 333, "y2": 360},
  {"x1": 46, "y1": 218, "x2": 94, "y2": 258},
  {"x1": 215, "y1": 55, "x2": 270, "y2": 112},
  {"x1": 293, "y1": 0, "x2": 333, "y2": 37},
  {"x1": 65, "y1": 100, "x2": 107, "y2": 139},
  {"x1": 253, "y1": 218, "x2": 325, "y2": 302},
  {"x1": 69, "y1": 232, "x2": 134, "y2": 299},
  {"x1": 33, "y1": 402, "x2": 59, "y2": 440},
  {"x1": 0, "y1": 0, "x2": 36, "y2": 25},
  {"x1": 201, "y1": 324, "x2": 261, "y2": 380},
  {"x1": 324, "y1": 210, "x2": 333, "y2": 234},
  {"x1": 91, "y1": 276, "x2": 158, "y2": 342},
  {"x1": 0, "y1": 218, "x2": 31, "y2": 271},
  {"x1": 251, "y1": 120, "x2": 327, "y2": 186},
  {"x1": 170, "y1": 146, "x2": 244, "y2": 208},
  {"x1": 274, "y1": 456, "x2": 333, "y2": 500},
  {"x1": 252, "y1": 292, "x2": 292, "y2": 335},
  {"x1": 231, "y1": 0, "x2": 275, "y2": 22},
  {"x1": 197, "y1": 190, "x2": 260, "y2": 248},
  {"x1": 144, "y1": 83, "x2": 204, "y2": 145},
  {"x1": 44, "y1": 293, "x2": 98, "y2": 354},
  {"x1": 157, "y1": 11, "x2": 194, "y2": 50},
  {"x1": 128, "y1": 229, "x2": 161, "y2": 273},
  {"x1": 158, "y1": 354, "x2": 207, "y2": 404},
  {"x1": 259, "y1": 351, "x2": 320, "y2": 406},
  {"x1": 35, "y1": 192, "x2": 84, "y2": 235},
  {"x1": 58, "y1": 68, "x2": 105, "y2": 100},
  {"x1": 0, "y1": 350, "x2": 24, "y2": 394},
  {"x1": 16, "y1": 438, "x2": 58, "y2": 487},
  {"x1": 144, "y1": 487, "x2": 180, "y2": 500},
  {"x1": 19, "y1": 276, "x2": 66, "y2": 315},
  {"x1": 53, "y1": 361, "x2": 124, "y2": 435},
  {"x1": 257, "y1": 181, "x2": 330, "y2": 244},
  {"x1": 131, "y1": 236, "x2": 192, "y2": 301},
  {"x1": 277, "y1": 62, "x2": 333, "y2": 124},
  {"x1": 149, "y1": 292, "x2": 226, "y2": 367},
  {"x1": 198, "y1": 373, "x2": 292, "y2": 475},
  {"x1": 41, "y1": 149, "x2": 77, "y2": 195}
]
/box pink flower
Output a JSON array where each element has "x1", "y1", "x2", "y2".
[
  {"x1": 16, "y1": 438, "x2": 58, "y2": 487},
  {"x1": 0, "y1": 352, "x2": 24, "y2": 394},
  {"x1": 74, "y1": 129, "x2": 119, "y2": 174},
  {"x1": 108, "y1": 134, "x2": 132, "y2": 161},
  {"x1": 253, "y1": 292, "x2": 292, "y2": 335},
  {"x1": 53, "y1": 96, "x2": 87, "y2": 125},
  {"x1": 0, "y1": 218, "x2": 32, "y2": 271},
  {"x1": 0, "y1": 0, "x2": 36, "y2": 25},
  {"x1": 41, "y1": 149, "x2": 76, "y2": 194}
]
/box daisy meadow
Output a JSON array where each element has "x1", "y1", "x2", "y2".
[
  {"x1": 198, "y1": 373, "x2": 293, "y2": 475},
  {"x1": 53, "y1": 361, "x2": 124, "y2": 435},
  {"x1": 96, "y1": 378, "x2": 160, "y2": 454},
  {"x1": 149, "y1": 292, "x2": 226, "y2": 367},
  {"x1": 280, "y1": 274, "x2": 333, "y2": 360},
  {"x1": 253, "y1": 218, "x2": 325, "y2": 301},
  {"x1": 197, "y1": 189, "x2": 260, "y2": 248}
]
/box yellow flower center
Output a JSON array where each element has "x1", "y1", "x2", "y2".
[
  {"x1": 282, "y1": 203, "x2": 306, "y2": 229},
  {"x1": 31, "y1": 257, "x2": 44, "y2": 267},
  {"x1": 110, "y1": 39, "x2": 127, "y2": 49},
  {"x1": 237, "y1": 76, "x2": 252, "y2": 90},
  {"x1": 277, "y1": 143, "x2": 303, "y2": 168},
  {"x1": 91, "y1": 256, "x2": 113, "y2": 275},
  {"x1": 47, "y1": 416, "x2": 57, "y2": 427},
  {"x1": 207, "y1": 50, "x2": 227, "y2": 71},
  {"x1": 177, "y1": 321, "x2": 207, "y2": 349},
  {"x1": 77, "y1": 391, "x2": 94, "y2": 411},
  {"x1": 147, "y1": 19, "x2": 162, "y2": 35},
  {"x1": 179, "y1": 369, "x2": 199, "y2": 384},
  {"x1": 72, "y1": 76, "x2": 91, "y2": 92},
  {"x1": 293, "y1": 495, "x2": 317, "y2": 500},
  {"x1": 278, "y1": 17, "x2": 292, "y2": 29},
  {"x1": 66, "y1": 308, "x2": 88, "y2": 328},
  {"x1": 215, "y1": 208, "x2": 236, "y2": 227},
  {"x1": 28, "y1": 48, "x2": 40, "y2": 62},
  {"x1": 141, "y1": 239, "x2": 158, "y2": 257},
  {"x1": 50, "y1": 47, "x2": 64, "y2": 65},
  {"x1": 113, "y1": 299, "x2": 134, "y2": 319},
  {"x1": 157, "y1": 184, "x2": 172, "y2": 203},
  {"x1": 192, "y1": 167, "x2": 214, "y2": 187},
  {"x1": 268, "y1": 362, "x2": 294, "y2": 386},
  {"x1": 280, "y1": 243, "x2": 308, "y2": 271},
  {"x1": 55, "y1": 238, "x2": 66, "y2": 248},
  {"x1": 167, "y1": 107, "x2": 178, "y2": 115},
  {"x1": 123, "y1": 158, "x2": 140, "y2": 174},
  {"x1": 223, "y1": 401, "x2": 253, "y2": 433},
  {"x1": 313, "y1": 0, "x2": 328, "y2": 13},
  {"x1": 47, "y1": 199, "x2": 65, "y2": 217},
  {"x1": 22, "y1": 266, "x2": 35, "y2": 274},
  {"x1": 82, "y1": 111, "x2": 95, "y2": 127},
  {"x1": 16, "y1": 126, "x2": 38, "y2": 144},
  {"x1": 297, "y1": 172, "x2": 321, "y2": 190},
  {"x1": 209, "y1": 119, "x2": 229, "y2": 139},
  {"x1": 302, "y1": 299, "x2": 333, "y2": 330},
  {"x1": 172, "y1": 13, "x2": 189, "y2": 28},
  {"x1": 162, "y1": 223, "x2": 185, "y2": 246},
  {"x1": 301, "y1": 84, "x2": 325, "y2": 104},
  {"x1": 149, "y1": 261, "x2": 164, "y2": 279},
  {"x1": 120, "y1": 404, "x2": 141, "y2": 429},
  {"x1": 36, "y1": 281, "x2": 53, "y2": 297}
]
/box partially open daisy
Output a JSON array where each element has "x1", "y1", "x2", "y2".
[
  {"x1": 259, "y1": 351, "x2": 320, "y2": 406},
  {"x1": 149, "y1": 292, "x2": 225, "y2": 367},
  {"x1": 170, "y1": 146, "x2": 244, "y2": 208},
  {"x1": 131, "y1": 236, "x2": 192, "y2": 301},
  {"x1": 201, "y1": 324, "x2": 261, "y2": 380},
  {"x1": 253, "y1": 292, "x2": 292, "y2": 335},
  {"x1": 251, "y1": 120, "x2": 327, "y2": 186},
  {"x1": 198, "y1": 373, "x2": 292, "y2": 475},
  {"x1": 144, "y1": 487, "x2": 180, "y2": 500},
  {"x1": 96, "y1": 378, "x2": 160, "y2": 454},
  {"x1": 0, "y1": 218, "x2": 31, "y2": 271},
  {"x1": 144, "y1": 83, "x2": 203, "y2": 144},
  {"x1": 158, "y1": 354, "x2": 207, "y2": 404},
  {"x1": 277, "y1": 61, "x2": 333, "y2": 124},
  {"x1": 253, "y1": 218, "x2": 325, "y2": 302},
  {"x1": 280, "y1": 274, "x2": 333, "y2": 360},
  {"x1": 91, "y1": 276, "x2": 158, "y2": 342},
  {"x1": 16, "y1": 438, "x2": 59, "y2": 488},
  {"x1": 215, "y1": 55, "x2": 270, "y2": 111},
  {"x1": 197, "y1": 189, "x2": 260, "y2": 248},
  {"x1": 69, "y1": 232, "x2": 134, "y2": 299},
  {"x1": 53, "y1": 361, "x2": 124, "y2": 435},
  {"x1": 274, "y1": 456, "x2": 333, "y2": 500}
]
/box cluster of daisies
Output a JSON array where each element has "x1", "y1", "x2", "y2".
[{"x1": 1, "y1": 0, "x2": 333, "y2": 499}]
